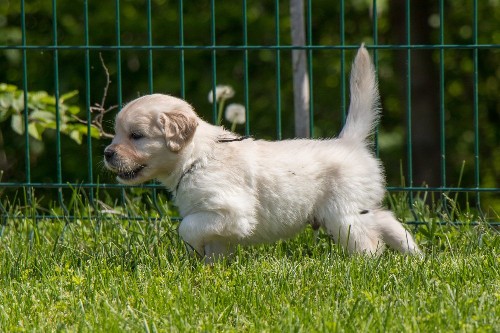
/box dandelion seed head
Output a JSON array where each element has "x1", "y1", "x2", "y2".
[
  {"x1": 225, "y1": 103, "x2": 246, "y2": 124},
  {"x1": 208, "y1": 85, "x2": 235, "y2": 104}
]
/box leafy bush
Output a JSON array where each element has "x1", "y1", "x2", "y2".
[{"x1": 0, "y1": 83, "x2": 99, "y2": 144}]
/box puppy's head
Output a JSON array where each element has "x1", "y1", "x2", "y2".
[{"x1": 104, "y1": 94, "x2": 198, "y2": 185}]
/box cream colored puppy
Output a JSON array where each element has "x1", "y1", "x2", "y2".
[{"x1": 104, "y1": 45, "x2": 421, "y2": 263}]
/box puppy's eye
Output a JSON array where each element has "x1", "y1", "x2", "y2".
[{"x1": 130, "y1": 132, "x2": 144, "y2": 140}]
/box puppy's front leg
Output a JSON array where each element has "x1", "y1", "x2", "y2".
[
  {"x1": 178, "y1": 212, "x2": 233, "y2": 264},
  {"x1": 204, "y1": 241, "x2": 235, "y2": 264}
]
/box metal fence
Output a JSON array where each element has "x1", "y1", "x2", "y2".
[{"x1": 0, "y1": 0, "x2": 498, "y2": 226}]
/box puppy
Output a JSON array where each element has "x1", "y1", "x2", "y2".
[{"x1": 104, "y1": 45, "x2": 421, "y2": 263}]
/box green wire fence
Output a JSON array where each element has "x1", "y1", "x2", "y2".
[{"x1": 0, "y1": 0, "x2": 499, "y2": 226}]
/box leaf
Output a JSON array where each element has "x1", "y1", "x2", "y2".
[
  {"x1": 11, "y1": 94, "x2": 25, "y2": 112},
  {"x1": 30, "y1": 110, "x2": 56, "y2": 122},
  {"x1": 40, "y1": 104, "x2": 56, "y2": 113},
  {"x1": 28, "y1": 91, "x2": 49, "y2": 109},
  {"x1": 11, "y1": 114, "x2": 24, "y2": 135},
  {"x1": 28, "y1": 122, "x2": 43, "y2": 140},
  {"x1": 89, "y1": 126, "x2": 101, "y2": 138},
  {"x1": 78, "y1": 125, "x2": 101, "y2": 139},
  {"x1": 70, "y1": 124, "x2": 88, "y2": 139},
  {"x1": 43, "y1": 121, "x2": 57, "y2": 130},
  {"x1": 60, "y1": 90, "x2": 78, "y2": 102},
  {"x1": 67, "y1": 105, "x2": 81, "y2": 115},
  {"x1": 0, "y1": 93, "x2": 14, "y2": 110},
  {"x1": 69, "y1": 129, "x2": 82, "y2": 144},
  {"x1": 0, "y1": 83, "x2": 17, "y2": 92},
  {"x1": 0, "y1": 109, "x2": 9, "y2": 122},
  {"x1": 39, "y1": 94, "x2": 56, "y2": 106}
]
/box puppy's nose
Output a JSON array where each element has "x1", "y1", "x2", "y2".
[{"x1": 104, "y1": 147, "x2": 115, "y2": 161}]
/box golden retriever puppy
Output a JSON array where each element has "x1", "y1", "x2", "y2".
[{"x1": 104, "y1": 45, "x2": 421, "y2": 263}]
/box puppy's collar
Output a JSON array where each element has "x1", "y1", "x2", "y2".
[
  {"x1": 174, "y1": 136, "x2": 251, "y2": 195},
  {"x1": 174, "y1": 159, "x2": 203, "y2": 196},
  {"x1": 217, "y1": 135, "x2": 251, "y2": 143}
]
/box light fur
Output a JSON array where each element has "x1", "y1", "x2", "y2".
[{"x1": 104, "y1": 45, "x2": 421, "y2": 263}]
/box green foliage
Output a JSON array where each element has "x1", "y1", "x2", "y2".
[{"x1": 0, "y1": 83, "x2": 99, "y2": 144}]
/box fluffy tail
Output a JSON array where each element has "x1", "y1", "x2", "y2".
[{"x1": 339, "y1": 44, "x2": 380, "y2": 143}]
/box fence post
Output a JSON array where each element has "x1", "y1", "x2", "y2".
[{"x1": 290, "y1": 0, "x2": 310, "y2": 138}]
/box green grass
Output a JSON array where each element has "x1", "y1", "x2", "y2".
[{"x1": 0, "y1": 193, "x2": 499, "y2": 332}]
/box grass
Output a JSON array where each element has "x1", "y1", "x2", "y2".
[{"x1": 0, "y1": 191, "x2": 499, "y2": 332}]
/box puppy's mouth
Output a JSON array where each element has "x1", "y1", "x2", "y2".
[{"x1": 116, "y1": 165, "x2": 146, "y2": 181}]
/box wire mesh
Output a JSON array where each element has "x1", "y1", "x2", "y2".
[{"x1": 0, "y1": 0, "x2": 498, "y2": 226}]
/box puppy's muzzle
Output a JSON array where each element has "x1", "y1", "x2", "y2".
[
  {"x1": 104, "y1": 147, "x2": 116, "y2": 162},
  {"x1": 103, "y1": 146, "x2": 146, "y2": 181}
]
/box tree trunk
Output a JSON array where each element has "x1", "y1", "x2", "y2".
[
  {"x1": 390, "y1": 0, "x2": 441, "y2": 187},
  {"x1": 290, "y1": 0, "x2": 310, "y2": 138}
]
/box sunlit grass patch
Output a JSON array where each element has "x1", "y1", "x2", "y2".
[{"x1": 0, "y1": 191, "x2": 499, "y2": 332}]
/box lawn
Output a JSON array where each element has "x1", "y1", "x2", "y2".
[{"x1": 0, "y1": 194, "x2": 499, "y2": 332}]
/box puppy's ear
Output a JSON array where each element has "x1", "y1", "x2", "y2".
[{"x1": 159, "y1": 111, "x2": 198, "y2": 152}]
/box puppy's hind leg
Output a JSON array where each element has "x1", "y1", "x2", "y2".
[
  {"x1": 321, "y1": 212, "x2": 384, "y2": 255},
  {"x1": 373, "y1": 210, "x2": 421, "y2": 255}
]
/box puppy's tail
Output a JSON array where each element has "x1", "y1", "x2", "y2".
[{"x1": 339, "y1": 44, "x2": 380, "y2": 144}]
